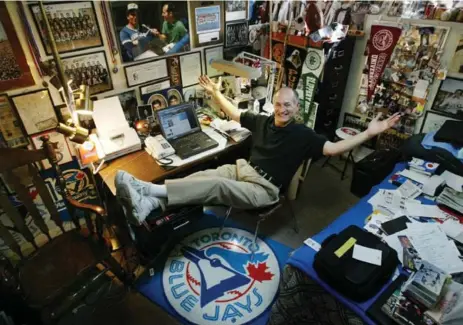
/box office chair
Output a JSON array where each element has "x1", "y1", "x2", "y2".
[{"x1": 217, "y1": 159, "x2": 312, "y2": 257}]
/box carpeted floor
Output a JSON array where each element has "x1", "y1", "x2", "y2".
[{"x1": 87, "y1": 159, "x2": 360, "y2": 325}]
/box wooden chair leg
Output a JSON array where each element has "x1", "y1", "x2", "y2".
[
  {"x1": 219, "y1": 206, "x2": 233, "y2": 236},
  {"x1": 286, "y1": 199, "x2": 298, "y2": 233},
  {"x1": 102, "y1": 254, "x2": 132, "y2": 286}
]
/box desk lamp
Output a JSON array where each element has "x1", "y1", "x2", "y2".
[{"x1": 211, "y1": 52, "x2": 277, "y2": 113}]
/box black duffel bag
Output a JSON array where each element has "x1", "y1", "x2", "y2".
[{"x1": 314, "y1": 225, "x2": 399, "y2": 302}]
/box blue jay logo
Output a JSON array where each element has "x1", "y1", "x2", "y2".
[{"x1": 163, "y1": 228, "x2": 280, "y2": 325}]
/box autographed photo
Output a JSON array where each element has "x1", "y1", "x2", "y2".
[
  {"x1": 110, "y1": 1, "x2": 190, "y2": 62},
  {"x1": 432, "y1": 78, "x2": 463, "y2": 119}
]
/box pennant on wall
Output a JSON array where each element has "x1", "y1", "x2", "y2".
[{"x1": 367, "y1": 25, "x2": 402, "y2": 101}]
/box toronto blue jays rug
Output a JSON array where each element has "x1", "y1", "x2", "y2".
[{"x1": 136, "y1": 220, "x2": 293, "y2": 325}]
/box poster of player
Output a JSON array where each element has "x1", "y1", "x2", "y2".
[
  {"x1": 110, "y1": 1, "x2": 190, "y2": 62},
  {"x1": 432, "y1": 78, "x2": 463, "y2": 118},
  {"x1": 29, "y1": 1, "x2": 102, "y2": 55}
]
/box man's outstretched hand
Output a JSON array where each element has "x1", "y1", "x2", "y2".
[
  {"x1": 198, "y1": 75, "x2": 221, "y2": 95},
  {"x1": 366, "y1": 112, "x2": 401, "y2": 137}
]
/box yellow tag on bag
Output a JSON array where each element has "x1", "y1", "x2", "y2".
[{"x1": 334, "y1": 237, "x2": 357, "y2": 258}]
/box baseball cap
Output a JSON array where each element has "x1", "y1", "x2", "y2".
[{"x1": 127, "y1": 3, "x2": 138, "y2": 14}]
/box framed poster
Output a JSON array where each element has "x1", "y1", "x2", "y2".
[
  {"x1": 0, "y1": 2, "x2": 35, "y2": 92},
  {"x1": 125, "y1": 58, "x2": 168, "y2": 87},
  {"x1": 225, "y1": 20, "x2": 248, "y2": 48},
  {"x1": 190, "y1": 2, "x2": 224, "y2": 47},
  {"x1": 139, "y1": 80, "x2": 170, "y2": 107},
  {"x1": 179, "y1": 51, "x2": 202, "y2": 87},
  {"x1": 420, "y1": 110, "x2": 458, "y2": 134},
  {"x1": 31, "y1": 130, "x2": 73, "y2": 170},
  {"x1": 55, "y1": 51, "x2": 112, "y2": 95},
  {"x1": 10, "y1": 89, "x2": 58, "y2": 135},
  {"x1": 29, "y1": 1, "x2": 102, "y2": 55},
  {"x1": 109, "y1": 1, "x2": 190, "y2": 63},
  {"x1": 431, "y1": 78, "x2": 463, "y2": 119},
  {"x1": 0, "y1": 95, "x2": 28, "y2": 148},
  {"x1": 204, "y1": 45, "x2": 223, "y2": 77},
  {"x1": 225, "y1": 0, "x2": 246, "y2": 21}
]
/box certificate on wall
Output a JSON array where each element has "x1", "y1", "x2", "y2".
[
  {"x1": 0, "y1": 95, "x2": 28, "y2": 148},
  {"x1": 125, "y1": 59, "x2": 168, "y2": 87},
  {"x1": 11, "y1": 89, "x2": 57, "y2": 135},
  {"x1": 204, "y1": 46, "x2": 223, "y2": 77},
  {"x1": 179, "y1": 52, "x2": 202, "y2": 87}
]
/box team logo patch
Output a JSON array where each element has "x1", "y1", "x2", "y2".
[
  {"x1": 162, "y1": 227, "x2": 280, "y2": 324},
  {"x1": 305, "y1": 50, "x2": 321, "y2": 71},
  {"x1": 372, "y1": 30, "x2": 394, "y2": 51}
]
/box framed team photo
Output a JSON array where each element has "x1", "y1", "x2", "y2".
[
  {"x1": 29, "y1": 1, "x2": 102, "y2": 55},
  {"x1": 431, "y1": 78, "x2": 463, "y2": 119},
  {"x1": 0, "y1": 2, "x2": 35, "y2": 92},
  {"x1": 109, "y1": 1, "x2": 190, "y2": 63},
  {"x1": 52, "y1": 51, "x2": 113, "y2": 95},
  {"x1": 225, "y1": 20, "x2": 248, "y2": 48}
]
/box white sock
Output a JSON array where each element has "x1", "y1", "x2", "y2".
[{"x1": 143, "y1": 183, "x2": 168, "y2": 198}]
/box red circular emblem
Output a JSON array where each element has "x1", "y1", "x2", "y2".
[{"x1": 372, "y1": 30, "x2": 394, "y2": 51}]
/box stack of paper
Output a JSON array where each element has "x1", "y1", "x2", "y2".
[
  {"x1": 440, "y1": 171, "x2": 463, "y2": 192},
  {"x1": 408, "y1": 158, "x2": 439, "y2": 176},
  {"x1": 403, "y1": 261, "x2": 450, "y2": 308},
  {"x1": 436, "y1": 187, "x2": 463, "y2": 214}
]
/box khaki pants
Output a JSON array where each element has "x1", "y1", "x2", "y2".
[{"x1": 165, "y1": 159, "x2": 280, "y2": 209}]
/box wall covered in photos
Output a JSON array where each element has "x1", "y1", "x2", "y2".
[{"x1": 1, "y1": 1, "x2": 462, "y2": 151}]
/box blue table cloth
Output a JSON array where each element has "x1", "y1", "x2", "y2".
[{"x1": 288, "y1": 163, "x2": 417, "y2": 324}]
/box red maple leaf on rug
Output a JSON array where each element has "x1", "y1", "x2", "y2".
[{"x1": 246, "y1": 262, "x2": 274, "y2": 282}]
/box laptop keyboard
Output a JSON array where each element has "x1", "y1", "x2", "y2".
[{"x1": 173, "y1": 132, "x2": 210, "y2": 150}]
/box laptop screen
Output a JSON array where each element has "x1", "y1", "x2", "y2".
[{"x1": 156, "y1": 103, "x2": 200, "y2": 140}]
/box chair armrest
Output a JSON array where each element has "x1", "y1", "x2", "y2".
[{"x1": 66, "y1": 195, "x2": 107, "y2": 217}]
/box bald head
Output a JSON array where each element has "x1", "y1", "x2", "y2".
[
  {"x1": 272, "y1": 86, "x2": 300, "y2": 127},
  {"x1": 273, "y1": 87, "x2": 299, "y2": 105}
]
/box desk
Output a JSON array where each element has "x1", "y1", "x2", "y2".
[
  {"x1": 98, "y1": 138, "x2": 250, "y2": 195},
  {"x1": 283, "y1": 163, "x2": 414, "y2": 324}
]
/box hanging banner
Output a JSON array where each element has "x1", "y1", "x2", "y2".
[
  {"x1": 302, "y1": 73, "x2": 319, "y2": 124},
  {"x1": 302, "y1": 47, "x2": 325, "y2": 76},
  {"x1": 284, "y1": 46, "x2": 307, "y2": 89},
  {"x1": 367, "y1": 25, "x2": 402, "y2": 101}
]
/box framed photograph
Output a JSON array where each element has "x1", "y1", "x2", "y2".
[
  {"x1": 420, "y1": 110, "x2": 458, "y2": 134},
  {"x1": 49, "y1": 51, "x2": 112, "y2": 96},
  {"x1": 204, "y1": 45, "x2": 223, "y2": 77},
  {"x1": 109, "y1": 1, "x2": 190, "y2": 63},
  {"x1": 0, "y1": 2, "x2": 35, "y2": 92},
  {"x1": 225, "y1": 20, "x2": 248, "y2": 48},
  {"x1": 190, "y1": 2, "x2": 224, "y2": 47},
  {"x1": 104, "y1": 90, "x2": 139, "y2": 126},
  {"x1": 449, "y1": 35, "x2": 463, "y2": 77},
  {"x1": 179, "y1": 51, "x2": 203, "y2": 87},
  {"x1": 125, "y1": 58, "x2": 168, "y2": 87},
  {"x1": 10, "y1": 89, "x2": 58, "y2": 135},
  {"x1": 139, "y1": 80, "x2": 170, "y2": 107},
  {"x1": 0, "y1": 95, "x2": 28, "y2": 148},
  {"x1": 431, "y1": 78, "x2": 463, "y2": 119},
  {"x1": 29, "y1": 1, "x2": 102, "y2": 55},
  {"x1": 248, "y1": 0, "x2": 270, "y2": 25},
  {"x1": 31, "y1": 130, "x2": 73, "y2": 170},
  {"x1": 225, "y1": 0, "x2": 247, "y2": 22}
]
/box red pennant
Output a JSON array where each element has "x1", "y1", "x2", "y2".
[{"x1": 367, "y1": 25, "x2": 402, "y2": 101}]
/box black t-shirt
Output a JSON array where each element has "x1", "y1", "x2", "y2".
[{"x1": 240, "y1": 111, "x2": 327, "y2": 190}]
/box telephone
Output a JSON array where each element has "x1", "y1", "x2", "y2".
[{"x1": 145, "y1": 135, "x2": 175, "y2": 160}]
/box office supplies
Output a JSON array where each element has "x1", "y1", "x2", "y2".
[
  {"x1": 93, "y1": 97, "x2": 141, "y2": 161},
  {"x1": 145, "y1": 135, "x2": 175, "y2": 160},
  {"x1": 156, "y1": 103, "x2": 218, "y2": 159}
]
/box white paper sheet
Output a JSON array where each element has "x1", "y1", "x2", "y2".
[
  {"x1": 304, "y1": 238, "x2": 321, "y2": 252},
  {"x1": 422, "y1": 175, "x2": 446, "y2": 196},
  {"x1": 180, "y1": 52, "x2": 202, "y2": 87},
  {"x1": 399, "y1": 169, "x2": 430, "y2": 185},
  {"x1": 398, "y1": 180, "x2": 422, "y2": 199},
  {"x1": 353, "y1": 244, "x2": 382, "y2": 266},
  {"x1": 440, "y1": 219, "x2": 463, "y2": 244},
  {"x1": 405, "y1": 201, "x2": 447, "y2": 219}
]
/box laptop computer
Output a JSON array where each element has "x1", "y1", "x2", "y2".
[{"x1": 156, "y1": 103, "x2": 219, "y2": 159}]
